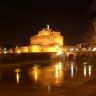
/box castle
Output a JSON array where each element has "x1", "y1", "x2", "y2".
[{"x1": 15, "y1": 26, "x2": 64, "y2": 53}]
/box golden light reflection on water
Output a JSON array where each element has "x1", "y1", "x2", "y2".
[
  {"x1": 70, "y1": 62, "x2": 74, "y2": 78},
  {"x1": 14, "y1": 68, "x2": 21, "y2": 84},
  {"x1": 68, "y1": 61, "x2": 78, "y2": 79},
  {"x1": 84, "y1": 65, "x2": 87, "y2": 77},
  {"x1": 28, "y1": 65, "x2": 40, "y2": 83},
  {"x1": 83, "y1": 64, "x2": 92, "y2": 77},
  {"x1": 26, "y1": 60, "x2": 95, "y2": 87},
  {"x1": 55, "y1": 62, "x2": 63, "y2": 84},
  {"x1": 28, "y1": 61, "x2": 64, "y2": 86},
  {"x1": 88, "y1": 65, "x2": 92, "y2": 77}
]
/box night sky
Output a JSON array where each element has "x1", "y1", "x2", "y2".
[{"x1": 0, "y1": 0, "x2": 95, "y2": 46}]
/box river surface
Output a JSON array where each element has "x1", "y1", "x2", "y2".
[{"x1": 0, "y1": 60, "x2": 96, "y2": 96}]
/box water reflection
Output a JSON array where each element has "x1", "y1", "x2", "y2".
[
  {"x1": 70, "y1": 61, "x2": 74, "y2": 78},
  {"x1": 0, "y1": 59, "x2": 96, "y2": 88},
  {"x1": 33, "y1": 65, "x2": 39, "y2": 81},
  {"x1": 7, "y1": 60, "x2": 96, "y2": 86},
  {"x1": 88, "y1": 65, "x2": 92, "y2": 77},
  {"x1": 83, "y1": 65, "x2": 87, "y2": 77},
  {"x1": 55, "y1": 62, "x2": 63, "y2": 84},
  {"x1": 68, "y1": 61, "x2": 78, "y2": 79},
  {"x1": 14, "y1": 68, "x2": 21, "y2": 84},
  {"x1": 47, "y1": 84, "x2": 51, "y2": 96},
  {"x1": 28, "y1": 64, "x2": 40, "y2": 83},
  {"x1": 83, "y1": 64, "x2": 92, "y2": 77},
  {"x1": 28, "y1": 61, "x2": 64, "y2": 86}
]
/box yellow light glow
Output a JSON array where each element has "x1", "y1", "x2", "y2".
[
  {"x1": 17, "y1": 50, "x2": 20, "y2": 54},
  {"x1": 57, "y1": 62, "x2": 62, "y2": 72},
  {"x1": 4, "y1": 51, "x2": 7, "y2": 54},
  {"x1": 88, "y1": 65, "x2": 92, "y2": 77},
  {"x1": 16, "y1": 72, "x2": 20, "y2": 84},
  {"x1": 57, "y1": 49, "x2": 63, "y2": 55},
  {"x1": 34, "y1": 66, "x2": 38, "y2": 81},
  {"x1": 75, "y1": 48, "x2": 78, "y2": 51},
  {"x1": 93, "y1": 48, "x2": 96, "y2": 51},
  {"x1": 55, "y1": 62, "x2": 63, "y2": 84},
  {"x1": 14, "y1": 68, "x2": 21, "y2": 84},
  {"x1": 55, "y1": 65, "x2": 59, "y2": 78},
  {"x1": 31, "y1": 45, "x2": 41, "y2": 52},
  {"x1": 29, "y1": 65, "x2": 40, "y2": 82},
  {"x1": 70, "y1": 63, "x2": 74, "y2": 78},
  {"x1": 69, "y1": 61, "x2": 75, "y2": 78},
  {"x1": 84, "y1": 65, "x2": 87, "y2": 77},
  {"x1": 83, "y1": 62, "x2": 87, "y2": 65}
]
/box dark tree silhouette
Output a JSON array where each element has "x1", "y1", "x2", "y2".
[
  {"x1": 83, "y1": 0, "x2": 96, "y2": 44},
  {"x1": 84, "y1": 17, "x2": 96, "y2": 43}
]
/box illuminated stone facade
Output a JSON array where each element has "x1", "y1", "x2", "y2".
[{"x1": 15, "y1": 27, "x2": 64, "y2": 53}]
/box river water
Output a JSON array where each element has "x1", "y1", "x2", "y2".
[{"x1": 0, "y1": 60, "x2": 96, "y2": 96}]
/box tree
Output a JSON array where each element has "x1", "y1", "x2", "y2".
[
  {"x1": 82, "y1": 0, "x2": 96, "y2": 44},
  {"x1": 83, "y1": 16, "x2": 96, "y2": 44}
]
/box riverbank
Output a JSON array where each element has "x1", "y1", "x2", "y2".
[
  {"x1": 0, "y1": 52, "x2": 57, "y2": 64},
  {"x1": 0, "y1": 77, "x2": 96, "y2": 96},
  {"x1": 70, "y1": 77, "x2": 96, "y2": 96}
]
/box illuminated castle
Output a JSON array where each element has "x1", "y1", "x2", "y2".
[{"x1": 15, "y1": 25, "x2": 64, "y2": 53}]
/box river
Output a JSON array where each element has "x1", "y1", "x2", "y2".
[{"x1": 0, "y1": 59, "x2": 96, "y2": 96}]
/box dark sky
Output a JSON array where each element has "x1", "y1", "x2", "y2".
[{"x1": 0, "y1": 0, "x2": 94, "y2": 46}]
